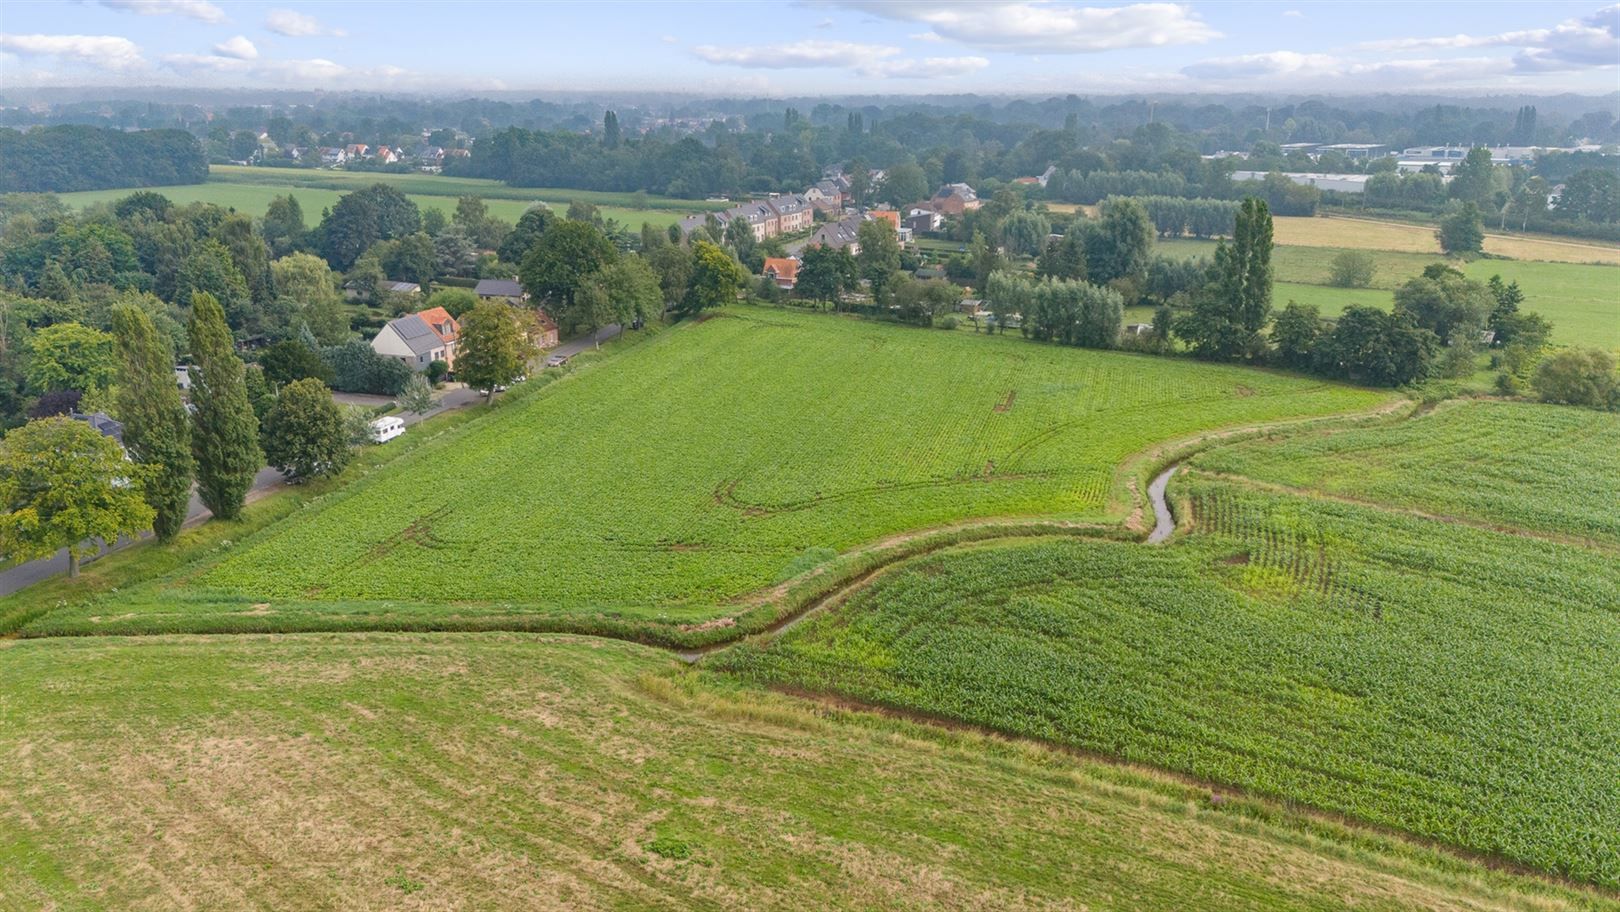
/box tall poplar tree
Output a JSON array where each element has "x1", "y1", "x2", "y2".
[
  {"x1": 187, "y1": 292, "x2": 262, "y2": 520},
  {"x1": 1174, "y1": 196, "x2": 1273, "y2": 361},
  {"x1": 113, "y1": 302, "x2": 194, "y2": 540}
]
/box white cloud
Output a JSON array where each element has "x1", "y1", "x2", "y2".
[
  {"x1": 866, "y1": 55, "x2": 989, "y2": 78},
  {"x1": 157, "y1": 50, "x2": 504, "y2": 90},
  {"x1": 212, "y1": 35, "x2": 258, "y2": 60},
  {"x1": 1282, "y1": 9, "x2": 1304, "y2": 18},
  {"x1": 694, "y1": 38, "x2": 985, "y2": 79},
  {"x1": 264, "y1": 9, "x2": 346, "y2": 38},
  {"x1": 815, "y1": 17, "x2": 835, "y2": 28},
  {"x1": 694, "y1": 39, "x2": 900, "y2": 69},
  {"x1": 824, "y1": 1, "x2": 1218, "y2": 53},
  {"x1": 910, "y1": 31, "x2": 944, "y2": 42},
  {"x1": 0, "y1": 33, "x2": 145, "y2": 70},
  {"x1": 660, "y1": 35, "x2": 679, "y2": 44},
  {"x1": 1181, "y1": 50, "x2": 1510, "y2": 90},
  {"x1": 1360, "y1": 4, "x2": 1618, "y2": 72},
  {"x1": 99, "y1": 0, "x2": 224, "y2": 23}
]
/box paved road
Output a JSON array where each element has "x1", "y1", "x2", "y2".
[
  {"x1": 0, "y1": 327, "x2": 626, "y2": 598},
  {"x1": 552, "y1": 323, "x2": 623, "y2": 358},
  {"x1": 1, "y1": 465, "x2": 286, "y2": 597}
]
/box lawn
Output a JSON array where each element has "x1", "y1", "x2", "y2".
[
  {"x1": 1191, "y1": 399, "x2": 1620, "y2": 545},
  {"x1": 56, "y1": 166, "x2": 722, "y2": 232},
  {"x1": 719, "y1": 477, "x2": 1620, "y2": 887},
  {"x1": 1158, "y1": 238, "x2": 1620, "y2": 348},
  {"x1": 5, "y1": 633, "x2": 1601, "y2": 911},
  {"x1": 12, "y1": 306, "x2": 1389, "y2": 640}
]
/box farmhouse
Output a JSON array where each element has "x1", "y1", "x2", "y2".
[
  {"x1": 762, "y1": 257, "x2": 799, "y2": 289},
  {"x1": 516, "y1": 309, "x2": 560, "y2": 349},
  {"x1": 371, "y1": 307, "x2": 460, "y2": 371},
  {"x1": 474, "y1": 278, "x2": 527, "y2": 304},
  {"x1": 930, "y1": 183, "x2": 982, "y2": 215}
]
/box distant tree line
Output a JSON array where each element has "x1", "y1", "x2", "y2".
[{"x1": 0, "y1": 126, "x2": 207, "y2": 193}]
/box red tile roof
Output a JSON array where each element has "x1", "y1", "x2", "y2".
[
  {"x1": 415, "y1": 306, "x2": 459, "y2": 343},
  {"x1": 763, "y1": 257, "x2": 799, "y2": 281}
]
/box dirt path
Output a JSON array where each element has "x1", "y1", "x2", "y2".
[{"x1": 1146, "y1": 466, "x2": 1178, "y2": 544}]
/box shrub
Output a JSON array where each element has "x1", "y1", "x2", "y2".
[
  {"x1": 1533, "y1": 347, "x2": 1619, "y2": 411},
  {"x1": 321, "y1": 340, "x2": 412, "y2": 396},
  {"x1": 1327, "y1": 250, "x2": 1376, "y2": 288},
  {"x1": 938, "y1": 315, "x2": 959, "y2": 330}
]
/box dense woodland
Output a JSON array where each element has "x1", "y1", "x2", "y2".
[{"x1": 0, "y1": 125, "x2": 207, "y2": 193}]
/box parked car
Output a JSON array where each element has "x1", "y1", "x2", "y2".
[
  {"x1": 370, "y1": 416, "x2": 406, "y2": 443},
  {"x1": 546, "y1": 353, "x2": 571, "y2": 367}
]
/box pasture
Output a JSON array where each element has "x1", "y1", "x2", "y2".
[
  {"x1": 1192, "y1": 399, "x2": 1620, "y2": 544},
  {"x1": 56, "y1": 164, "x2": 723, "y2": 231},
  {"x1": 12, "y1": 306, "x2": 1389, "y2": 640},
  {"x1": 720, "y1": 478, "x2": 1620, "y2": 886},
  {"x1": 1158, "y1": 238, "x2": 1620, "y2": 348},
  {"x1": 5, "y1": 633, "x2": 1600, "y2": 911}
]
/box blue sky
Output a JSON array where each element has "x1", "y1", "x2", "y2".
[{"x1": 2, "y1": 1, "x2": 1617, "y2": 96}]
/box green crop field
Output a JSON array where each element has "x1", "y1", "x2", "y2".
[
  {"x1": 1158, "y1": 238, "x2": 1620, "y2": 349},
  {"x1": 1192, "y1": 399, "x2": 1620, "y2": 544},
  {"x1": 6, "y1": 633, "x2": 1601, "y2": 911},
  {"x1": 719, "y1": 477, "x2": 1620, "y2": 886},
  {"x1": 11, "y1": 306, "x2": 1390, "y2": 641},
  {"x1": 207, "y1": 164, "x2": 728, "y2": 212},
  {"x1": 56, "y1": 164, "x2": 726, "y2": 232}
]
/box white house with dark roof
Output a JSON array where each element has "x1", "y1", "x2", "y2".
[
  {"x1": 473, "y1": 278, "x2": 527, "y2": 304},
  {"x1": 371, "y1": 312, "x2": 455, "y2": 371}
]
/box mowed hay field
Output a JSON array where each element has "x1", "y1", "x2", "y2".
[
  {"x1": 1192, "y1": 399, "x2": 1620, "y2": 545},
  {"x1": 1274, "y1": 214, "x2": 1620, "y2": 265},
  {"x1": 57, "y1": 164, "x2": 725, "y2": 231},
  {"x1": 16, "y1": 307, "x2": 1390, "y2": 639},
  {"x1": 1158, "y1": 237, "x2": 1620, "y2": 349},
  {"x1": 5, "y1": 634, "x2": 1604, "y2": 911},
  {"x1": 720, "y1": 474, "x2": 1620, "y2": 886}
]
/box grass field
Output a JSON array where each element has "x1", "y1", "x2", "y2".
[
  {"x1": 1272, "y1": 215, "x2": 1620, "y2": 265},
  {"x1": 57, "y1": 164, "x2": 727, "y2": 232},
  {"x1": 207, "y1": 164, "x2": 728, "y2": 212},
  {"x1": 58, "y1": 183, "x2": 693, "y2": 232},
  {"x1": 6, "y1": 633, "x2": 1606, "y2": 911},
  {"x1": 1192, "y1": 399, "x2": 1620, "y2": 545},
  {"x1": 1158, "y1": 239, "x2": 1620, "y2": 349},
  {"x1": 719, "y1": 477, "x2": 1620, "y2": 886},
  {"x1": 8, "y1": 307, "x2": 1389, "y2": 640}
]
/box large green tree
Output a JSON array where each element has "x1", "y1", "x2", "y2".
[
  {"x1": 680, "y1": 241, "x2": 748, "y2": 317},
  {"x1": 857, "y1": 220, "x2": 902, "y2": 305},
  {"x1": 795, "y1": 244, "x2": 856, "y2": 308},
  {"x1": 112, "y1": 303, "x2": 193, "y2": 541},
  {"x1": 25, "y1": 322, "x2": 116, "y2": 395},
  {"x1": 519, "y1": 219, "x2": 618, "y2": 330},
  {"x1": 457, "y1": 301, "x2": 533, "y2": 402},
  {"x1": 262, "y1": 378, "x2": 351, "y2": 482},
  {"x1": 1175, "y1": 197, "x2": 1273, "y2": 361},
  {"x1": 176, "y1": 240, "x2": 253, "y2": 330},
  {"x1": 188, "y1": 292, "x2": 263, "y2": 520},
  {"x1": 1084, "y1": 197, "x2": 1155, "y2": 285},
  {"x1": 0, "y1": 417, "x2": 155, "y2": 577},
  {"x1": 1437, "y1": 203, "x2": 1485, "y2": 255},
  {"x1": 271, "y1": 252, "x2": 349, "y2": 344}
]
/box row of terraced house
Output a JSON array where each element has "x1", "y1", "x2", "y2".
[{"x1": 676, "y1": 193, "x2": 815, "y2": 242}]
